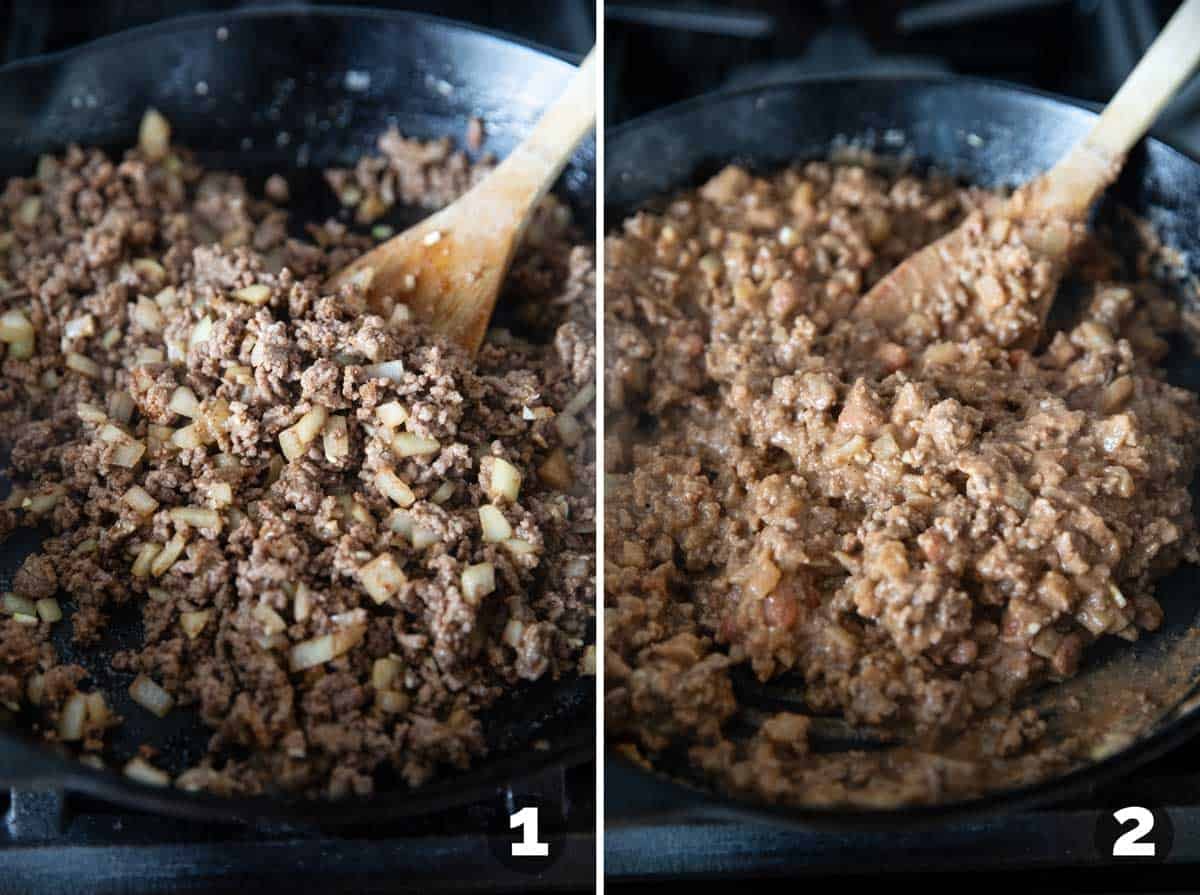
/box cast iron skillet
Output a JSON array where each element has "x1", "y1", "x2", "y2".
[
  {"x1": 606, "y1": 76, "x2": 1200, "y2": 831},
  {"x1": 0, "y1": 7, "x2": 595, "y2": 825}
]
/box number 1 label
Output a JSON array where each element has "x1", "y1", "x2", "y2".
[{"x1": 510, "y1": 805, "x2": 550, "y2": 857}]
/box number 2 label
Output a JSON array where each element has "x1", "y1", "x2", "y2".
[
  {"x1": 1112, "y1": 806, "x2": 1156, "y2": 857},
  {"x1": 510, "y1": 805, "x2": 550, "y2": 857}
]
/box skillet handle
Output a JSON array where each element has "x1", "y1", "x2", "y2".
[{"x1": 0, "y1": 735, "x2": 66, "y2": 786}]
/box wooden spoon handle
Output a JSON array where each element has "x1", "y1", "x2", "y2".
[
  {"x1": 467, "y1": 46, "x2": 597, "y2": 222},
  {"x1": 1027, "y1": 0, "x2": 1200, "y2": 219}
]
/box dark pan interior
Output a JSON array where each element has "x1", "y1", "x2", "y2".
[
  {"x1": 0, "y1": 7, "x2": 595, "y2": 825},
  {"x1": 605, "y1": 76, "x2": 1200, "y2": 830}
]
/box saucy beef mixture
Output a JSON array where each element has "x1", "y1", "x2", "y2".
[
  {"x1": 605, "y1": 160, "x2": 1200, "y2": 807},
  {"x1": 0, "y1": 111, "x2": 595, "y2": 797}
]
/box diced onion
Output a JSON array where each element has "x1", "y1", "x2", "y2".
[
  {"x1": 17, "y1": 197, "x2": 40, "y2": 226},
  {"x1": 108, "y1": 390, "x2": 135, "y2": 424},
  {"x1": 172, "y1": 422, "x2": 204, "y2": 450},
  {"x1": 131, "y1": 542, "x2": 162, "y2": 578},
  {"x1": 412, "y1": 526, "x2": 439, "y2": 550},
  {"x1": 99, "y1": 423, "x2": 126, "y2": 443},
  {"x1": 66, "y1": 352, "x2": 101, "y2": 378},
  {"x1": 202, "y1": 481, "x2": 230, "y2": 508},
  {"x1": 293, "y1": 583, "x2": 312, "y2": 622},
  {"x1": 279, "y1": 405, "x2": 328, "y2": 461},
  {"x1": 502, "y1": 618, "x2": 525, "y2": 649},
  {"x1": 138, "y1": 108, "x2": 171, "y2": 161},
  {"x1": 7, "y1": 336, "x2": 33, "y2": 360},
  {"x1": 123, "y1": 485, "x2": 159, "y2": 516},
  {"x1": 323, "y1": 414, "x2": 349, "y2": 462},
  {"x1": 22, "y1": 487, "x2": 64, "y2": 515},
  {"x1": 461, "y1": 562, "x2": 496, "y2": 605},
  {"x1": 86, "y1": 692, "x2": 109, "y2": 724},
  {"x1": 189, "y1": 316, "x2": 213, "y2": 348},
  {"x1": 169, "y1": 506, "x2": 221, "y2": 532},
  {"x1": 130, "y1": 675, "x2": 174, "y2": 717},
  {"x1": 133, "y1": 296, "x2": 164, "y2": 332},
  {"x1": 0, "y1": 309, "x2": 33, "y2": 343},
  {"x1": 168, "y1": 386, "x2": 200, "y2": 418},
  {"x1": 3, "y1": 594, "x2": 35, "y2": 616},
  {"x1": 392, "y1": 432, "x2": 440, "y2": 458},
  {"x1": 503, "y1": 538, "x2": 537, "y2": 557},
  {"x1": 485, "y1": 457, "x2": 522, "y2": 502},
  {"x1": 376, "y1": 402, "x2": 409, "y2": 428},
  {"x1": 150, "y1": 532, "x2": 187, "y2": 576},
  {"x1": 478, "y1": 504, "x2": 512, "y2": 543},
  {"x1": 253, "y1": 602, "x2": 287, "y2": 636},
  {"x1": 111, "y1": 439, "x2": 147, "y2": 468},
  {"x1": 233, "y1": 283, "x2": 271, "y2": 305},
  {"x1": 180, "y1": 610, "x2": 210, "y2": 639},
  {"x1": 77, "y1": 403, "x2": 108, "y2": 424},
  {"x1": 290, "y1": 635, "x2": 334, "y2": 671},
  {"x1": 372, "y1": 657, "x2": 401, "y2": 690},
  {"x1": 386, "y1": 509, "x2": 413, "y2": 538},
  {"x1": 375, "y1": 467, "x2": 415, "y2": 507},
  {"x1": 35, "y1": 598, "x2": 61, "y2": 623},
  {"x1": 431, "y1": 482, "x2": 455, "y2": 504},
  {"x1": 289, "y1": 614, "x2": 367, "y2": 673},
  {"x1": 124, "y1": 756, "x2": 170, "y2": 787},
  {"x1": 58, "y1": 692, "x2": 87, "y2": 741},
  {"x1": 359, "y1": 553, "x2": 406, "y2": 605},
  {"x1": 63, "y1": 313, "x2": 95, "y2": 342},
  {"x1": 26, "y1": 674, "x2": 45, "y2": 705},
  {"x1": 363, "y1": 360, "x2": 405, "y2": 383},
  {"x1": 376, "y1": 690, "x2": 409, "y2": 713}
]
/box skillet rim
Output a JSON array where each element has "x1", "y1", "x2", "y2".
[
  {"x1": 604, "y1": 72, "x2": 1200, "y2": 831},
  {"x1": 0, "y1": 5, "x2": 596, "y2": 825}
]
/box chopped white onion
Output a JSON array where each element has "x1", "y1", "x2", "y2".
[
  {"x1": 124, "y1": 756, "x2": 170, "y2": 787},
  {"x1": 130, "y1": 674, "x2": 174, "y2": 718},
  {"x1": 359, "y1": 554, "x2": 406, "y2": 605},
  {"x1": 392, "y1": 432, "x2": 440, "y2": 458},
  {"x1": 485, "y1": 457, "x2": 522, "y2": 502},
  {"x1": 461, "y1": 562, "x2": 496, "y2": 605},
  {"x1": 478, "y1": 504, "x2": 512, "y2": 542}
]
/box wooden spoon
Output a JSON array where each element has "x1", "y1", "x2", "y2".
[
  {"x1": 853, "y1": 0, "x2": 1200, "y2": 348},
  {"x1": 329, "y1": 47, "x2": 597, "y2": 354}
]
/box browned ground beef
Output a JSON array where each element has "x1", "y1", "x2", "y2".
[
  {"x1": 0, "y1": 111, "x2": 595, "y2": 798},
  {"x1": 605, "y1": 160, "x2": 1200, "y2": 807}
]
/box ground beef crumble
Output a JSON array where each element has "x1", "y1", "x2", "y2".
[
  {"x1": 605, "y1": 159, "x2": 1200, "y2": 807},
  {"x1": 0, "y1": 110, "x2": 595, "y2": 798}
]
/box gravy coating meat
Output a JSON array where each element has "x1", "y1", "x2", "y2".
[
  {"x1": 605, "y1": 160, "x2": 1200, "y2": 806},
  {"x1": 0, "y1": 110, "x2": 595, "y2": 798}
]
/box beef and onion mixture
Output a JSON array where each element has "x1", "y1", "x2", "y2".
[
  {"x1": 0, "y1": 110, "x2": 595, "y2": 797},
  {"x1": 605, "y1": 160, "x2": 1200, "y2": 806}
]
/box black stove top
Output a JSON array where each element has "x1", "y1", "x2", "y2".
[
  {"x1": 0, "y1": 3, "x2": 596, "y2": 893},
  {"x1": 605, "y1": 0, "x2": 1199, "y2": 155},
  {"x1": 4, "y1": 761, "x2": 594, "y2": 894}
]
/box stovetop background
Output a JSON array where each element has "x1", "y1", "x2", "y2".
[{"x1": 606, "y1": 0, "x2": 1199, "y2": 154}]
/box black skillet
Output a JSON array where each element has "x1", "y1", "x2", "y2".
[
  {"x1": 0, "y1": 7, "x2": 595, "y2": 825},
  {"x1": 605, "y1": 76, "x2": 1200, "y2": 831}
]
